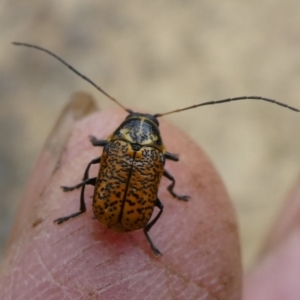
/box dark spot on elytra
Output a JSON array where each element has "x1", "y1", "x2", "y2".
[
  {"x1": 130, "y1": 191, "x2": 140, "y2": 199},
  {"x1": 126, "y1": 199, "x2": 136, "y2": 206}
]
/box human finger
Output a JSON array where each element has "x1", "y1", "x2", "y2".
[{"x1": 0, "y1": 93, "x2": 242, "y2": 299}]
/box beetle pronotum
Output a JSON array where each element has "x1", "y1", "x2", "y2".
[{"x1": 13, "y1": 42, "x2": 300, "y2": 255}]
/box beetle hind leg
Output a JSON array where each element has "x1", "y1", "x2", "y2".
[
  {"x1": 54, "y1": 212, "x2": 83, "y2": 224},
  {"x1": 163, "y1": 169, "x2": 190, "y2": 201},
  {"x1": 143, "y1": 198, "x2": 164, "y2": 256}
]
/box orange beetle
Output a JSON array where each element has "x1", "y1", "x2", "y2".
[{"x1": 13, "y1": 42, "x2": 300, "y2": 255}]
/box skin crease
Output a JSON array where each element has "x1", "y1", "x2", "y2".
[{"x1": 0, "y1": 95, "x2": 242, "y2": 299}]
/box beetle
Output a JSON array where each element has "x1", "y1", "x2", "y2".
[{"x1": 13, "y1": 42, "x2": 300, "y2": 255}]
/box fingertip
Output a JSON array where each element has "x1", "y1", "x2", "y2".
[{"x1": 0, "y1": 99, "x2": 241, "y2": 299}]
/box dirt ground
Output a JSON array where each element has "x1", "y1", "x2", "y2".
[{"x1": 1, "y1": 1, "x2": 300, "y2": 269}]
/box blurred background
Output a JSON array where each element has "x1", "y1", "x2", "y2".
[{"x1": 1, "y1": 1, "x2": 300, "y2": 270}]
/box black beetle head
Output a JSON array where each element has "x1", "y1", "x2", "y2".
[{"x1": 125, "y1": 112, "x2": 159, "y2": 126}]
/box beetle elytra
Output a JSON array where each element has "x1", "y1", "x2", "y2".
[{"x1": 13, "y1": 42, "x2": 300, "y2": 255}]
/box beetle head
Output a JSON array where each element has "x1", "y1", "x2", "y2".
[{"x1": 125, "y1": 112, "x2": 159, "y2": 126}]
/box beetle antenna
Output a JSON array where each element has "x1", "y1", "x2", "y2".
[
  {"x1": 154, "y1": 96, "x2": 300, "y2": 117},
  {"x1": 12, "y1": 42, "x2": 132, "y2": 113}
]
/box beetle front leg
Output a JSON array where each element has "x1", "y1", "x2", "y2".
[
  {"x1": 165, "y1": 151, "x2": 179, "y2": 161},
  {"x1": 163, "y1": 169, "x2": 190, "y2": 201},
  {"x1": 143, "y1": 198, "x2": 164, "y2": 256},
  {"x1": 89, "y1": 136, "x2": 108, "y2": 147}
]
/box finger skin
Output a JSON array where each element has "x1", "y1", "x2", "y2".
[
  {"x1": 243, "y1": 183, "x2": 300, "y2": 300},
  {"x1": 0, "y1": 102, "x2": 241, "y2": 299}
]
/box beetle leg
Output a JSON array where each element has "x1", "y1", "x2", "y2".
[
  {"x1": 89, "y1": 136, "x2": 108, "y2": 147},
  {"x1": 165, "y1": 151, "x2": 179, "y2": 161},
  {"x1": 143, "y1": 198, "x2": 164, "y2": 256},
  {"x1": 163, "y1": 169, "x2": 190, "y2": 201},
  {"x1": 61, "y1": 157, "x2": 100, "y2": 191},
  {"x1": 61, "y1": 177, "x2": 96, "y2": 192},
  {"x1": 54, "y1": 177, "x2": 97, "y2": 224},
  {"x1": 55, "y1": 156, "x2": 101, "y2": 224},
  {"x1": 54, "y1": 177, "x2": 96, "y2": 224}
]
